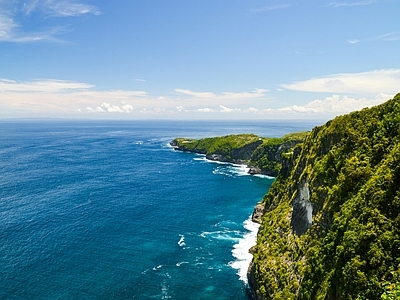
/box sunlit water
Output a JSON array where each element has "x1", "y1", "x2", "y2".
[{"x1": 0, "y1": 120, "x2": 319, "y2": 299}]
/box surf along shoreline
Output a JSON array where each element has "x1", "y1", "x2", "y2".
[{"x1": 169, "y1": 137, "x2": 281, "y2": 295}]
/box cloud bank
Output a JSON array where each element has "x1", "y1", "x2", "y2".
[
  {"x1": 1, "y1": 69, "x2": 398, "y2": 119},
  {"x1": 282, "y1": 69, "x2": 400, "y2": 96}
]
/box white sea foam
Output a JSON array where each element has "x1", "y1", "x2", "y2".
[
  {"x1": 193, "y1": 156, "x2": 207, "y2": 161},
  {"x1": 193, "y1": 155, "x2": 277, "y2": 179},
  {"x1": 212, "y1": 164, "x2": 250, "y2": 177},
  {"x1": 254, "y1": 174, "x2": 275, "y2": 179},
  {"x1": 178, "y1": 235, "x2": 186, "y2": 247},
  {"x1": 176, "y1": 261, "x2": 189, "y2": 267},
  {"x1": 229, "y1": 216, "x2": 260, "y2": 283},
  {"x1": 231, "y1": 164, "x2": 251, "y2": 176},
  {"x1": 200, "y1": 230, "x2": 241, "y2": 242}
]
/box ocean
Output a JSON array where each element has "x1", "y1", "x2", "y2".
[{"x1": 0, "y1": 119, "x2": 320, "y2": 299}]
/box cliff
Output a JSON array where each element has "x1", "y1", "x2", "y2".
[
  {"x1": 170, "y1": 133, "x2": 307, "y2": 176},
  {"x1": 248, "y1": 93, "x2": 400, "y2": 299}
]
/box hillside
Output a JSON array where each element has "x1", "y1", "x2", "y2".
[
  {"x1": 248, "y1": 93, "x2": 400, "y2": 299},
  {"x1": 171, "y1": 132, "x2": 308, "y2": 176}
]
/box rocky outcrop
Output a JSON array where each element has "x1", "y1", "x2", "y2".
[
  {"x1": 251, "y1": 202, "x2": 265, "y2": 224},
  {"x1": 291, "y1": 178, "x2": 312, "y2": 236}
]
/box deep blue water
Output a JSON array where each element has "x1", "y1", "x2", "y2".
[{"x1": 0, "y1": 120, "x2": 320, "y2": 299}]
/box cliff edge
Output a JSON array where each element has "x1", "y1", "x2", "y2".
[
  {"x1": 171, "y1": 133, "x2": 307, "y2": 176},
  {"x1": 248, "y1": 94, "x2": 400, "y2": 299}
]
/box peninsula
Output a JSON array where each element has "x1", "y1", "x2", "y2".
[{"x1": 170, "y1": 132, "x2": 308, "y2": 177}]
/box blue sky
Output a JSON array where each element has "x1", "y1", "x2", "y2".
[{"x1": 1, "y1": 0, "x2": 399, "y2": 119}]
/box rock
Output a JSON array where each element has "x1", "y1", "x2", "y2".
[
  {"x1": 291, "y1": 178, "x2": 312, "y2": 235},
  {"x1": 248, "y1": 166, "x2": 262, "y2": 174},
  {"x1": 251, "y1": 202, "x2": 265, "y2": 224}
]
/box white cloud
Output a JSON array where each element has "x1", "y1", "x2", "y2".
[
  {"x1": 1, "y1": 77, "x2": 397, "y2": 119},
  {"x1": 282, "y1": 69, "x2": 400, "y2": 95},
  {"x1": 0, "y1": 18, "x2": 66, "y2": 42},
  {"x1": 347, "y1": 39, "x2": 359, "y2": 44},
  {"x1": 174, "y1": 88, "x2": 269, "y2": 105},
  {"x1": 244, "y1": 107, "x2": 259, "y2": 113},
  {"x1": 207, "y1": 93, "x2": 393, "y2": 118},
  {"x1": 277, "y1": 94, "x2": 391, "y2": 115},
  {"x1": 219, "y1": 105, "x2": 241, "y2": 113},
  {"x1": 348, "y1": 32, "x2": 400, "y2": 44},
  {"x1": 0, "y1": 1, "x2": 99, "y2": 43},
  {"x1": 376, "y1": 32, "x2": 400, "y2": 42},
  {"x1": 44, "y1": 1, "x2": 100, "y2": 17},
  {"x1": 327, "y1": 1, "x2": 372, "y2": 8},
  {"x1": 21, "y1": 0, "x2": 100, "y2": 17},
  {"x1": 0, "y1": 78, "x2": 93, "y2": 92},
  {"x1": 22, "y1": 0, "x2": 41, "y2": 15},
  {"x1": 174, "y1": 89, "x2": 215, "y2": 98},
  {"x1": 121, "y1": 102, "x2": 134, "y2": 112},
  {"x1": 220, "y1": 89, "x2": 268, "y2": 100},
  {"x1": 86, "y1": 102, "x2": 133, "y2": 113},
  {"x1": 0, "y1": 14, "x2": 18, "y2": 40},
  {"x1": 250, "y1": 4, "x2": 290, "y2": 12},
  {"x1": 196, "y1": 108, "x2": 214, "y2": 113},
  {"x1": 0, "y1": 78, "x2": 150, "y2": 115}
]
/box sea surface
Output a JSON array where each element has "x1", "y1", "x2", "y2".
[{"x1": 0, "y1": 119, "x2": 321, "y2": 299}]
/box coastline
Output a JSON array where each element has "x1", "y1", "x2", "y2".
[
  {"x1": 170, "y1": 140, "x2": 263, "y2": 176},
  {"x1": 171, "y1": 139, "x2": 273, "y2": 294}
]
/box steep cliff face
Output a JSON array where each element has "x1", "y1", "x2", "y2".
[
  {"x1": 249, "y1": 140, "x2": 305, "y2": 177},
  {"x1": 249, "y1": 94, "x2": 400, "y2": 299},
  {"x1": 206, "y1": 139, "x2": 263, "y2": 164}
]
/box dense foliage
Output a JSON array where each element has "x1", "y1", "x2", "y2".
[
  {"x1": 249, "y1": 132, "x2": 308, "y2": 175},
  {"x1": 172, "y1": 133, "x2": 308, "y2": 175},
  {"x1": 172, "y1": 134, "x2": 261, "y2": 158},
  {"x1": 250, "y1": 94, "x2": 400, "y2": 299}
]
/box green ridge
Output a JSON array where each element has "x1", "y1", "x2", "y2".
[
  {"x1": 249, "y1": 93, "x2": 400, "y2": 300},
  {"x1": 171, "y1": 133, "x2": 308, "y2": 175}
]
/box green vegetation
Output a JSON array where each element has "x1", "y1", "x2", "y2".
[
  {"x1": 282, "y1": 131, "x2": 310, "y2": 141},
  {"x1": 250, "y1": 93, "x2": 400, "y2": 299},
  {"x1": 173, "y1": 134, "x2": 261, "y2": 159},
  {"x1": 249, "y1": 133, "x2": 308, "y2": 175},
  {"x1": 172, "y1": 132, "x2": 308, "y2": 175}
]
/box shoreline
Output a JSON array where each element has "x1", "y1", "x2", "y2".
[
  {"x1": 172, "y1": 143, "x2": 273, "y2": 294},
  {"x1": 170, "y1": 142, "x2": 269, "y2": 177}
]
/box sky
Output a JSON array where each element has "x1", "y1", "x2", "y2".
[{"x1": 1, "y1": 0, "x2": 400, "y2": 120}]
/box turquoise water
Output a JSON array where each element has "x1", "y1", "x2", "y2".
[{"x1": 0, "y1": 120, "x2": 319, "y2": 299}]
